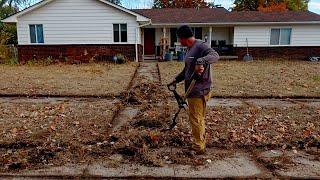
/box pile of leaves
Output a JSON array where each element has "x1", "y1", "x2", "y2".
[
  {"x1": 110, "y1": 80, "x2": 200, "y2": 166},
  {"x1": 124, "y1": 82, "x2": 168, "y2": 105}
]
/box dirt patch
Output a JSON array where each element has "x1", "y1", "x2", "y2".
[{"x1": 133, "y1": 119, "x2": 164, "y2": 128}]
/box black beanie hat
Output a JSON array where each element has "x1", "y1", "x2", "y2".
[{"x1": 176, "y1": 25, "x2": 194, "y2": 39}]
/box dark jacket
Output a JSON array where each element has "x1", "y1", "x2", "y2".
[{"x1": 175, "y1": 40, "x2": 219, "y2": 98}]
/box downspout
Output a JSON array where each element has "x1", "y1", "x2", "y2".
[{"x1": 135, "y1": 20, "x2": 151, "y2": 62}]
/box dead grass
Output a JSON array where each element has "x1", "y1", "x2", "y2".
[
  {"x1": 159, "y1": 60, "x2": 320, "y2": 97},
  {"x1": 0, "y1": 98, "x2": 120, "y2": 171},
  {"x1": 205, "y1": 105, "x2": 320, "y2": 148},
  {"x1": 0, "y1": 63, "x2": 138, "y2": 96}
]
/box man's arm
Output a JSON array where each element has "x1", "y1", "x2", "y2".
[{"x1": 197, "y1": 42, "x2": 219, "y2": 65}]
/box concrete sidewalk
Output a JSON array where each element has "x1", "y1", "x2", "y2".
[{"x1": 1, "y1": 148, "x2": 319, "y2": 179}]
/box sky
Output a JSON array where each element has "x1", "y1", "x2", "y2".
[
  {"x1": 26, "y1": 0, "x2": 320, "y2": 14},
  {"x1": 121, "y1": 0, "x2": 320, "y2": 14}
]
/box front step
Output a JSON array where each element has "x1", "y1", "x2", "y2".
[{"x1": 144, "y1": 55, "x2": 157, "y2": 61}]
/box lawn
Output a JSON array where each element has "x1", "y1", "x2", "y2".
[
  {"x1": 159, "y1": 60, "x2": 320, "y2": 97},
  {"x1": 0, "y1": 63, "x2": 138, "y2": 96},
  {"x1": 0, "y1": 98, "x2": 120, "y2": 172},
  {"x1": 0, "y1": 61, "x2": 319, "y2": 172}
]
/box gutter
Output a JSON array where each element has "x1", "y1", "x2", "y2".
[{"x1": 149, "y1": 21, "x2": 320, "y2": 26}]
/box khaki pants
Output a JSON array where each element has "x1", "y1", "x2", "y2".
[{"x1": 187, "y1": 92, "x2": 211, "y2": 151}]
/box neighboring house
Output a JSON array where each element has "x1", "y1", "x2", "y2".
[{"x1": 2, "y1": 0, "x2": 320, "y2": 62}]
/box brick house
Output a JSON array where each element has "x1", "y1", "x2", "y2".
[{"x1": 2, "y1": 0, "x2": 320, "y2": 62}]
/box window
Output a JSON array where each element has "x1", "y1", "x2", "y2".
[
  {"x1": 170, "y1": 28, "x2": 178, "y2": 47},
  {"x1": 191, "y1": 27, "x2": 202, "y2": 40},
  {"x1": 270, "y1": 28, "x2": 292, "y2": 45},
  {"x1": 113, "y1": 24, "x2": 127, "y2": 42},
  {"x1": 29, "y1": 24, "x2": 44, "y2": 43}
]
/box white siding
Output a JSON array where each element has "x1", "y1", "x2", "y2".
[
  {"x1": 17, "y1": 0, "x2": 140, "y2": 45},
  {"x1": 291, "y1": 25, "x2": 320, "y2": 46},
  {"x1": 234, "y1": 25, "x2": 320, "y2": 47},
  {"x1": 234, "y1": 26, "x2": 270, "y2": 47}
]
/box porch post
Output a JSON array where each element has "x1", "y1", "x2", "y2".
[
  {"x1": 209, "y1": 26, "x2": 212, "y2": 47},
  {"x1": 141, "y1": 29, "x2": 144, "y2": 62},
  {"x1": 135, "y1": 27, "x2": 139, "y2": 62},
  {"x1": 163, "y1": 27, "x2": 166, "y2": 57}
]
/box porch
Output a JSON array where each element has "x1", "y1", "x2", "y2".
[{"x1": 141, "y1": 26, "x2": 237, "y2": 61}]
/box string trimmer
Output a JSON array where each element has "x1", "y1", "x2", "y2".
[{"x1": 162, "y1": 76, "x2": 196, "y2": 131}]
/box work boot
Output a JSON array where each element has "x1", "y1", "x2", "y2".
[
  {"x1": 195, "y1": 148, "x2": 206, "y2": 155},
  {"x1": 190, "y1": 145, "x2": 206, "y2": 155}
]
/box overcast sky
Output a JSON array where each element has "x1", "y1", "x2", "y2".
[{"x1": 121, "y1": 0, "x2": 320, "y2": 14}]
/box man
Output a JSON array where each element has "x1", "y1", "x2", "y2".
[{"x1": 171, "y1": 25, "x2": 219, "y2": 154}]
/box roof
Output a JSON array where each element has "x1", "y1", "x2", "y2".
[
  {"x1": 2, "y1": 0, "x2": 150, "y2": 23},
  {"x1": 228, "y1": 11, "x2": 320, "y2": 23},
  {"x1": 133, "y1": 8, "x2": 320, "y2": 25},
  {"x1": 133, "y1": 8, "x2": 230, "y2": 24}
]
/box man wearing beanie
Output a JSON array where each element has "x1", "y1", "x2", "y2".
[{"x1": 170, "y1": 25, "x2": 219, "y2": 154}]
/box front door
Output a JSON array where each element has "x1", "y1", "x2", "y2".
[{"x1": 144, "y1": 28, "x2": 155, "y2": 55}]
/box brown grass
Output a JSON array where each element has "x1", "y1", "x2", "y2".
[
  {"x1": 0, "y1": 98, "x2": 120, "y2": 171},
  {"x1": 158, "y1": 60, "x2": 320, "y2": 97},
  {"x1": 0, "y1": 63, "x2": 138, "y2": 96}
]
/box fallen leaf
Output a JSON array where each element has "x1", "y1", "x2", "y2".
[
  {"x1": 10, "y1": 128, "x2": 18, "y2": 134},
  {"x1": 303, "y1": 130, "x2": 312, "y2": 137},
  {"x1": 252, "y1": 134, "x2": 262, "y2": 142},
  {"x1": 48, "y1": 125, "x2": 56, "y2": 132}
]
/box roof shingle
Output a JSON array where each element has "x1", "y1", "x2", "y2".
[{"x1": 133, "y1": 8, "x2": 320, "y2": 24}]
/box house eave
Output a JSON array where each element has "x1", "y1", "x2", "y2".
[
  {"x1": 148, "y1": 21, "x2": 320, "y2": 27},
  {"x1": 1, "y1": 0, "x2": 55, "y2": 23},
  {"x1": 1, "y1": 0, "x2": 150, "y2": 23},
  {"x1": 97, "y1": 0, "x2": 150, "y2": 22}
]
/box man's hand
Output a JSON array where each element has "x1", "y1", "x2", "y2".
[{"x1": 195, "y1": 64, "x2": 204, "y2": 75}]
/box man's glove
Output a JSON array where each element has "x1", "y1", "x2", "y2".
[
  {"x1": 193, "y1": 73, "x2": 203, "y2": 81},
  {"x1": 196, "y1": 58, "x2": 205, "y2": 65}
]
